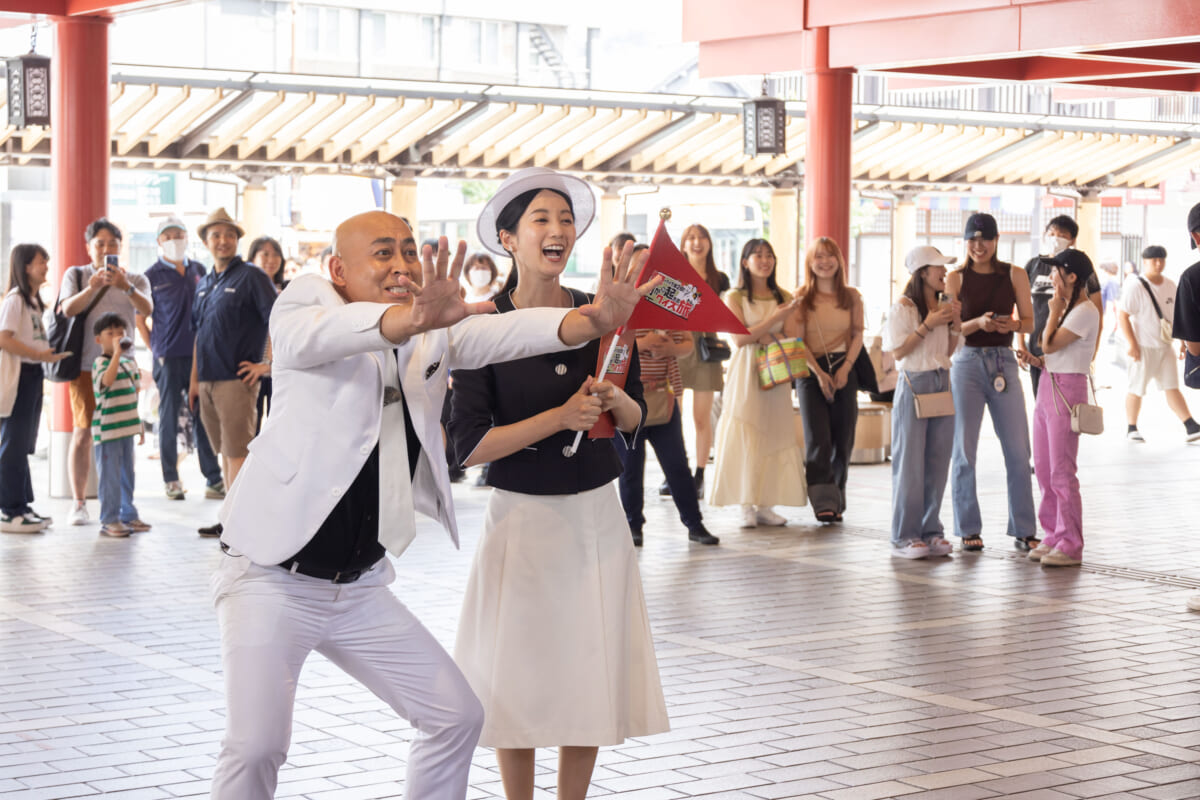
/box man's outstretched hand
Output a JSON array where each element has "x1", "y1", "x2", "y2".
[
  {"x1": 382, "y1": 236, "x2": 495, "y2": 343},
  {"x1": 565, "y1": 243, "x2": 662, "y2": 344}
]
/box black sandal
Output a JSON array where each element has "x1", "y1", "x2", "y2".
[
  {"x1": 961, "y1": 536, "x2": 984, "y2": 552},
  {"x1": 1013, "y1": 536, "x2": 1041, "y2": 553}
]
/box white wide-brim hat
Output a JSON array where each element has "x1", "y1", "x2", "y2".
[
  {"x1": 476, "y1": 167, "x2": 596, "y2": 257},
  {"x1": 904, "y1": 244, "x2": 956, "y2": 274}
]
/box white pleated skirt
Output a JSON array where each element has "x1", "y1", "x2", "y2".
[{"x1": 454, "y1": 483, "x2": 670, "y2": 748}]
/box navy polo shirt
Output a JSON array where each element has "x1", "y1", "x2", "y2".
[
  {"x1": 145, "y1": 258, "x2": 207, "y2": 359},
  {"x1": 192, "y1": 256, "x2": 277, "y2": 382}
]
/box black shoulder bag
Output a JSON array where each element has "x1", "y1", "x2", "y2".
[{"x1": 45, "y1": 269, "x2": 109, "y2": 383}]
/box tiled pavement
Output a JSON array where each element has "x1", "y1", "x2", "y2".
[{"x1": 3, "y1": 377, "x2": 1200, "y2": 800}]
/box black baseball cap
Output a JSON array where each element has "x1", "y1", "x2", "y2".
[
  {"x1": 1189, "y1": 202, "x2": 1200, "y2": 249},
  {"x1": 1047, "y1": 248, "x2": 1095, "y2": 283},
  {"x1": 1142, "y1": 245, "x2": 1167, "y2": 260},
  {"x1": 963, "y1": 213, "x2": 998, "y2": 240}
]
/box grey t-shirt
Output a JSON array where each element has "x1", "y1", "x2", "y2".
[{"x1": 56, "y1": 264, "x2": 152, "y2": 370}]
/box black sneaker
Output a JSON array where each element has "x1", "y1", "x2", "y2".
[
  {"x1": 658, "y1": 480, "x2": 671, "y2": 497},
  {"x1": 687, "y1": 526, "x2": 719, "y2": 545},
  {"x1": 630, "y1": 528, "x2": 643, "y2": 547},
  {"x1": 1186, "y1": 419, "x2": 1200, "y2": 442},
  {"x1": 198, "y1": 522, "x2": 223, "y2": 538}
]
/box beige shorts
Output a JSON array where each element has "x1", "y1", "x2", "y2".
[
  {"x1": 69, "y1": 371, "x2": 96, "y2": 430},
  {"x1": 1127, "y1": 345, "x2": 1179, "y2": 396},
  {"x1": 197, "y1": 379, "x2": 257, "y2": 458}
]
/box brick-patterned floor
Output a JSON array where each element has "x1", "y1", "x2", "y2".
[{"x1": 3, "y1": 377, "x2": 1200, "y2": 799}]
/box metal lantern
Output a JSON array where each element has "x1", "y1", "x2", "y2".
[
  {"x1": 743, "y1": 87, "x2": 786, "y2": 157},
  {"x1": 7, "y1": 54, "x2": 51, "y2": 128}
]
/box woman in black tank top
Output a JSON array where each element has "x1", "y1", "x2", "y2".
[{"x1": 943, "y1": 213, "x2": 1038, "y2": 553}]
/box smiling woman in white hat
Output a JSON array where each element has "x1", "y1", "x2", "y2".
[
  {"x1": 883, "y1": 245, "x2": 962, "y2": 559},
  {"x1": 447, "y1": 167, "x2": 668, "y2": 800}
]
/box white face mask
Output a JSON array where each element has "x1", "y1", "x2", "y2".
[
  {"x1": 1044, "y1": 235, "x2": 1070, "y2": 256},
  {"x1": 467, "y1": 269, "x2": 492, "y2": 288},
  {"x1": 160, "y1": 238, "x2": 188, "y2": 263}
]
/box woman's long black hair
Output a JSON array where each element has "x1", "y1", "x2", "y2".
[
  {"x1": 9, "y1": 243, "x2": 48, "y2": 312},
  {"x1": 1045, "y1": 266, "x2": 1087, "y2": 347},
  {"x1": 901, "y1": 268, "x2": 931, "y2": 321},
  {"x1": 496, "y1": 188, "x2": 574, "y2": 294}
]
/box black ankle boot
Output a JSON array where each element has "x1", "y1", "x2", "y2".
[{"x1": 688, "y1": 525, "x2": 719, "y2": 545}]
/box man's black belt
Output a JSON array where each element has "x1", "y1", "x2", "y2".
[{"x1": 279, "y1": 558, "x2": 372, "y2": 584}]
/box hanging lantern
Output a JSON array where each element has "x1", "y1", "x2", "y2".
[
  {"x1": 7, "y1": 54, "x2": 51, "y2": 128},
  {"x1": 742, "y1": 78, "x2": 786, "y2": 157}
]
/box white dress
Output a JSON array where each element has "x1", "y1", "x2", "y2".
[{"x1": 708, "y1": 289, "x2": 808, "y2": 508}]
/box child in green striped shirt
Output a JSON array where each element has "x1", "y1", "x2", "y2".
[{"x1": 92, "y1": 313, "x2": 150, "y2": 538}]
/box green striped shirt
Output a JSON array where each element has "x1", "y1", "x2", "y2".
[{"x1": 92, "y1": 354, "x2": 142, "y2": 443}]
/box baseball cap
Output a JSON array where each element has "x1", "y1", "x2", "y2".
[
  {"x1": 1142, "y1": 245, "x2": 1167, "y2": 260},
  {"x1": 1047, "y1": 248, "x2": 1095, "y2": 283},
  {"x1": 904, "y1": 245, "x2": 956, "y2": 274},
  {"x1": 963, "y1": 213, "x2": 998, "y2": 240},
  {"x1": 156, "y1": 216, "x2": 186, "y2": 237}
]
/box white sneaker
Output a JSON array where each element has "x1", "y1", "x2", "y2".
[
  {"x1": 1186, "y1": 594, "x2": 1200, "y2": 612},
  {"x1": 892, "y1": 540, "x2": 929, "y2": 559},
  {"x1": 756, "y1": 506, "x2": 787, "y2": 526},
  {"x1": 0, "y1": 513, "x2": 47, "y2": 533},
  {"x1": 740, "y1": 505, "x2": 758, "y2": 528},
  {"x1": 69, "y1": 503, "x2": 90, "y2": 526},
  {"x1": 1040, "y1": 548, "x2": 1082, "y2": 567},
  {"x1": 1127, "y1": 428, "x2": 1145, "y2": 442},
  {"x1": 926, "y1": 538, "x2": 954, "y2": 557}
]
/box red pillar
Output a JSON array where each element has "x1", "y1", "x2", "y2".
[
  {"x1": 49, "y1": 14, "x2": 110, "y2": 494},
  {"x1": 803, "y1": 27, "x2": 854, "y2": 257}
]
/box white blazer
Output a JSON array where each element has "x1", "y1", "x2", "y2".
[{"x1": 219, "y1": 274, "x2": 574, "y2": 566}]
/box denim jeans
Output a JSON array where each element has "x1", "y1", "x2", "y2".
[
  {"x1": 614, "y1": 403, "x2": 703, "y2": 533},
  {"x1": 950, "y1": 347, "x2": 1036, "y2": 539},
  {"x1": 0, "y1": 364, "x2": 43, "y2": 516},
  {"x1": 795, "y1": 354, "x2": 859, "y2": 516},
  {"x1": 890, "y1": 368, "x2": 954, "y2": 546},
  {"x1": 1033, "y1": 372, "x2": 1085, "y2": 559},
  {"x1": 154, "y1": 355, "x2": 221, "y2": 486},
  {"x1": 94, "y1": 435, "x2": 138, "y2": 525}
]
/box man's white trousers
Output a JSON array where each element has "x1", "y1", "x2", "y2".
[{"x1": 209, "y1": 553, "x2": 483, "y2": 799}]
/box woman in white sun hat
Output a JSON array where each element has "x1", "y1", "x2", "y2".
[
  {"x1": 447, "y1": 167, "x2": 669, "y2": 800},
  {"x1": 884, "y1": 245, "x2": 962, "y2": 559}
]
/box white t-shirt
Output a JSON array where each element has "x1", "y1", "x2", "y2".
[
  {"x1": 1118, "y1": 274, "x2": 1175, "y2": 350},
  {"x1": 0, "y1": 288, "x2": 48, "y2": 364},
  {"x1": 1044, "y1": 301, "x2": 1099, "y2": 374},
  {"x1": 882, "y1": 299, "x2": 952, "y2": 372}
]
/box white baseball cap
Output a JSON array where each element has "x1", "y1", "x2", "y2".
[
  {"x1": 475, "y1": 167, "x2": 595, "y2": 257},
  {"x1": 904, "y1": 245, "x2": 956, "y2": 274},
  {"x1": 156, "y1": 216, "x2": 187, "y2": 237}
]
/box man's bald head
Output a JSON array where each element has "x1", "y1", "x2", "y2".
[{"x1": 328, "y1": 211, "x2": 421, "y2": 305}]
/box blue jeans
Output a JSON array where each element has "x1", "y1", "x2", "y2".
[
  {"x1": 94, "y1": 435, "x2": 138, "y2": 525},
  {"x1": 614, "y1": 403, "x2": 703, "y2": 533},
  {"x1": 154, "y1": 355, "x2": 221, "y2": 486},
  {"x1": 950, "y1": 347, "x2": 1036, "y2": 539},
  {"x1": 0, "y1": 364, "x2": 43, "y2": 516},
  {"x1": 890, "y1": 368, "x2": 954, "y2": 546}
]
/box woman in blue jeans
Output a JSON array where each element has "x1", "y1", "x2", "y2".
[
  {"x1": 885, "y1": 246, "x2": 962, "y2": 558},
  {"x1": 944, "y1": 213, "x2": 1038, "y2": 552}
]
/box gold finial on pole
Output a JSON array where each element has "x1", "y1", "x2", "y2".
[{"x1": 659, "y1": 207, "x2": 672, "y2": 221}]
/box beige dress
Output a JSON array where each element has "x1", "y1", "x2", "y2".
[{"x1": 708, "y1": 289, "x2": 808, "y2": 508}]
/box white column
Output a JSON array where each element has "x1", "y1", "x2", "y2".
[{"x1": 771, "y1": 185, "x2": 801, "y2": 290}]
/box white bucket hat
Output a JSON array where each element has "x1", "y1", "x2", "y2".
[
  {"x1": 904, "y1": 245, "x2": 956, "y2": 274},
  {"x1": 476, "y1": 167, "x2": 596, "y2": 257}
]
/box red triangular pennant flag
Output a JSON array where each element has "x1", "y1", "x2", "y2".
[{"x1": 625, "y1": 220, "x2": 749, "y2": 335}]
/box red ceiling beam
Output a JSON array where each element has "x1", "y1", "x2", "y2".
[
  {"x1": 885, "y1": 56, "x2": 1200, "y2": 84},
  {"x1": 0, "y1": 1, "x2": 67, "y2": 13},
  {"x1": 0, "y1": 0, "x2": 178, "y2": 15}
]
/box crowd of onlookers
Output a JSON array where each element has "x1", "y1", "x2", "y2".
[{"x1": 4, "y1": 201, "x2": 1200, "y2": 603}]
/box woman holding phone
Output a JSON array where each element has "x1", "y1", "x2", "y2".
[
  {"x1": 944, "y1": 213, "x2": 1038, "y2": 552},
  {"x1": 884, "y1": 246, "x2": 961, "y2": 558}
]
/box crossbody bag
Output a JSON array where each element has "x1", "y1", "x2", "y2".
[
  {"x1": 900, "y1": 369, "x2": 953, "y2": 418},
  {"x1": 1049, "y1": 369, "x2": 1104, "y2": 435},
  {"x1": 1136, "y1": 276, "x2": 1174, "y2": 346}
]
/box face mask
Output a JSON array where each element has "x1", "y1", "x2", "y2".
[
  {"x1": 1044, "y1": 236, "x2": 1070, "y2": 256},
  {"x1": 160, "y1": 239, "x2": 187, "y2": 262},
  {"x1": 468, "y1": 269, "x2": 492, "y2": 288}
]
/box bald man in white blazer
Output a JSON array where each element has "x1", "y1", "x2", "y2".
[{"x1": 210, "y1": 210, "x2": 651, "y2": 800}]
